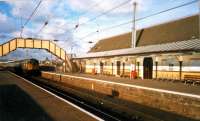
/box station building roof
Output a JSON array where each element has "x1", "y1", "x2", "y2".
[
  {"x1": 90, "y1": 15, "x2": 199, "y2": 52},
  {"x1": 75, "y1": 15, "x2": 200, "y2": 59},
  {"x1": 75, "y1": 39, "x2": 200, "y2": 59}
]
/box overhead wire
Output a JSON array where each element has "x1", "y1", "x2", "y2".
[
  {"x1": 36, "y1": 21, "x2": 48, "y2": 37},
  {"x1": 51, "y1": 0, "x2": 130, "y2": 35},
  {"x1": 38, "y1": 0, "x2": 103, "y2": 38},
  {"x1": 21, "y1": 0, "x2": 43, "y2": 37},
  {"x1": 77, "y1": 0, "x2": 130, "y2": 27},
  {"x1": 23, "y1": 0, "x2": 43, "y2": 27},
  {"x1": 79, "y1": 0, "x2": 198, "y2": 40},
  {"x1": 74, "y1": 0, "x2": 103, "y2": 19},
  {"x1": 35, "y1": 12, "x2": 54, "y2": 38},
  {"x1": 50, "y1": 0, "x2": 130, "y2": 42}
]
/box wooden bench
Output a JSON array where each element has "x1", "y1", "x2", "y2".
[
  {"x1": 184, "y1": 75, "x2": 200, "y2": 85},
  {"x1": 102, "y1": 71, "x2": 111, "y2": 76},
  {"x1": 121, "y1": 72, "x2": 130, "y2": 78}
]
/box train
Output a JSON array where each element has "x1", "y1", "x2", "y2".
[
  {"x1": 1, "y1": 58, "x2": 56, "y2": 76},
  {"x1": 2, "y1": 59, "x2": 40, "y2": 76}
]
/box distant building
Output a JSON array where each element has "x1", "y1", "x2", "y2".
[{"x1": 73, "y1": 15, "x2": 200, "y2": 80}]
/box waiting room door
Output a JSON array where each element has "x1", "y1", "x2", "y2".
[
  {"x1": 116, "y1": 61, "x2": 120, "y2": 75},
  {"x1": 143, "y1": 57, "x2": 153, "y2": 79},
  {"x1": 100, "y1": 62, "x2": 103, "y2": 74}
]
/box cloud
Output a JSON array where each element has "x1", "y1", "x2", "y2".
[
  {"x1": 5, "y1": 0, "x2": 70, "y2": 26},
  {"x1": 0, "y1": 12, "x2": 7, "y2": 22},
  {"x1": 7, "y1": 0, "x2": 37, "y2": 19},
  {"x1": 65, "y1": 0, "x2": 153, "y2": 52},
  {"x1": 3, "y1": 0, "x2": 187, "y2": 58},
  {"x1": 1, "y1": 0, "x2": 153, "y2": 55},
  {"x1": 0, "y1": 12, "x2": 18, "y2": 39},
  {"x1": 68, "y1": 0, "x2": 152, "y2": 15}
]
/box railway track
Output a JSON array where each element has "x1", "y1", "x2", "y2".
[{"x1": 25, "y1": 76, "x2": 134, "y2": 121}]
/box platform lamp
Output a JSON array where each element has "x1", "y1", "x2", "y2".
[
  {"x1": 179, "y1": 56, "x2": 183, "y2": 81},
  {"x1": 155, "y1": 57, "x2": 159, "y2": 79}
]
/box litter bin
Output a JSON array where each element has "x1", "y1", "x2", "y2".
[{"x1": 130, "y1": 70, "x2": 137, "y2": 79}]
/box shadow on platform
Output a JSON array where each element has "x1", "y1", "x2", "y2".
[{"x1": 0, "y1": 84, "x2": 54, "y2": 121}]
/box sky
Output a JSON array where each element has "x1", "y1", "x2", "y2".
[{"x1": 0, "y1": 0, "x2": 199, "y2": 60}]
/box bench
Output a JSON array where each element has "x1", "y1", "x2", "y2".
[
  {"x1": 184, "y1": 75, "x2": 200, "y2": 85},
  {"x1": 121, "y1": 72, "x2": 130, "y2": 78}
]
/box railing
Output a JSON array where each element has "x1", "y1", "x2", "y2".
[{"x1": 0, "y1": 38, "x2": 72, "y2": 72}]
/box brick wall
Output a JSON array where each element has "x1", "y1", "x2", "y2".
[{"x1": 41, "y1": 72, "x2": 200, "y2": 120}]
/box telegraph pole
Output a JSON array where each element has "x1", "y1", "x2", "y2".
[{"x1": 131, "y1": 2, "x2": 137, "y2": 48}]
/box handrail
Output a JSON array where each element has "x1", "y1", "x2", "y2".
[{"x1": 0, "y1": 38, "x2": 72, "y2": 72}]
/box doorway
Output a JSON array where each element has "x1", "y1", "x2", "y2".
[
  {"x1": 100, "y1": 62, "x2": 103, "y2": 74},
  {"x1": 143, "y1": 57, "x2": 153, "y2": 79},
  {"x1": 116, "y1": 61, "x2": 120, "y2": 75}
]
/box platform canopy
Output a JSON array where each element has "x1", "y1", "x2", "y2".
[{"x1": 75, "y1": 39, "x2": 200, "y2": 59}]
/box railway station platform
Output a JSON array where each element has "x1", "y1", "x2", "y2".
[
  {"x1": 52, "y1": 72, "x2": 200, "y2": 95},
  {"x1": 0, "y1": 71, "x2": 102, "y2": 121},
  {"x1": 41, "y1": 71, "x2": 200, "y2": 120}
]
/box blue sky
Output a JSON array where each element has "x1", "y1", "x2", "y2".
[{"x1": 0, "y1": 0, "x2": 199, "y2": 60}]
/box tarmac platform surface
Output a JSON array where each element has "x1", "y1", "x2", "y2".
[
  {"x1": 63, "y1": 72, "x2": 200, "y2": 96},
  {"x1": 0, "y1": 71, "x2": 101, "y2": 121}
]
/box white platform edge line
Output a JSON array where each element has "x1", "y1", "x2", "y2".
[
  {"x1": 9, "y1": 72, "x2": 104, "y2": 121},
  {"x1": 43, "y1": 72, "x2": 200, "y2": 99}
]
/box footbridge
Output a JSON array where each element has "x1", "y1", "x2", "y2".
[{"x1": 0, "y1": 38, "x2": 73, "y2": 72}]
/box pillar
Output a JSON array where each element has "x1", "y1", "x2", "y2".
[{"x1": 179, "y1": 61, "x2": 183, "y2": 80}]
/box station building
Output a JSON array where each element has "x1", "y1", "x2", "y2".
[{"x1": 74, "y1": 15, "x2": 200, "y2": 80}]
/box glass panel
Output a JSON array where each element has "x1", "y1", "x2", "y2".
[
  {"x1": 26, "y1": 39, "x2": 33, "y2": 48},
  {"x1": 42, "y1": 40, "x2": 49, "y2": 50},
  {"x1": 34, "y1": 40, "x2": 42, "y2": 48},
  {"x1": 3, "y1": 43, "x2": 9, "y2": 55},
  {"x1": 10, "y1": 39, "x2": 16, "y2": 51},
  {"x1": 17, "y1": 38, "x2": 25, "y2": 47}
]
